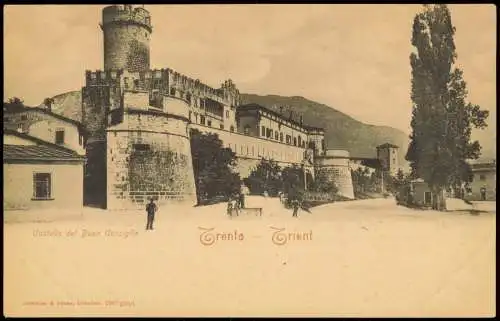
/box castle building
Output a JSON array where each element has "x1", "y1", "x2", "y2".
[
  {"x1": 28, "y1": 4, "x2": 378, "y2": 209},
  {"x1": 79, "y1": 4, "x2": 334, "y2": 209}
]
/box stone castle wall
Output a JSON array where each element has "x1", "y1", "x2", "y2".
[
  {"x1": 106, "y1": 110, "x2": 196, "y2": 210},
  {"x1": 191, "y1": 124, "x2": 313, "y2": 178}
]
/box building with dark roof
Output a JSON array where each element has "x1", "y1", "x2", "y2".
[
  {"x1": 3, "y1": 130, "x2": 85, "y2": 210},
  {"x1": 3, "y1": 106, "x2": 86, "y2": 156},
  {"x1": 236, "y1": 103, "x2": 326, "y2": 155}
]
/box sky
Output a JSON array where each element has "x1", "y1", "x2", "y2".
[{"x1": 3, "y1": 4, "x2": 496, "y2": 150}]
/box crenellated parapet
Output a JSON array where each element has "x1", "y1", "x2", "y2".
[
  {"x1": 101, "y1": 5, "x2": 152, "y2": 72},
  {"x1": 102, "y1": 5, "x2": 152, "y2": 33},
  {"x1": 314, "y1": 150, "x2": 355, "y2": 199}
]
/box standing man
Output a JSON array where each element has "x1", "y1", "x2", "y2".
[
  {"x1": 292, "y1": 198, "x2": 300, "y2": 217},
  {"x1": 146, "y1": 198, "x2": 157, "y2": 230},
  {"x1": 480, "y1": 187, "x2": 487, "y2": 201}
]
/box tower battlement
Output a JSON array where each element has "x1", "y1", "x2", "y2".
[
  {"x1": 102, "y1": 5, "x2": 152, "y2": 32},
  {"x1": 101, "y1": 5, "x2": 152, "y2": 72}
]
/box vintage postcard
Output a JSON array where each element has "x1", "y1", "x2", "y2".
[{"x1": 3, "y1": 4, "x2": 496, "y2": 317}]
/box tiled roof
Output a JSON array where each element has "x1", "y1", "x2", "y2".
[
  {"x1": 3, "y1": 105, "x2": 84, "y2": 129},
  {"x1": 4, "y1": 129, "x2": 80, "y2": 154},
  {"x1": 237, "y1": 103, "x2": 325, "y2": 132},
  {"x1": 376, "y1": 143, "x2": 399, "y2": 149},
  {"x1": 3, "y1": 145, "x2": 84, "y2": 161}
]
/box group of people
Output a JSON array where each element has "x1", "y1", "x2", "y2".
[{"x1": 227, "y1": 192, "x2": 245, "y2": 217}]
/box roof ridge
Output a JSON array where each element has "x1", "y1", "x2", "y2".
[{"x1": 3, "y1": 129, "x2": 81, "y2": 155}]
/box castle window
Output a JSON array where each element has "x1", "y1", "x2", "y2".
[
  {"x1": 207, "y1": 120, "x2": 212, "y2": 127},
  {"x1": 170, "y1": 87, "x2": 176, "y2": 96},
  {"x1": 266, "y1": 128, "x2": 272, "y2": 138},
  {"x1": 133, "y1": 143, "x2": 150, "y2": 152},
  {"x1": 293, "y1": 137, "x2": 297, "y2": 146},
  {"x1": 55, "y1": 129, "x2": 65, "y2": 145},
  {"x1": 21, "y1": 115, "x2": 27, "y2": 121},
  {"x1": 286, "y1": 135, "x2": 291, "y2": 144},
  {"x1": 280, "y1": 133, "x2": 283, "y2": 142},
  {"x1": 186, "y1": 93, "x2": 192, "y2": 104},
  {"x1": 230, "y1": 126, "x2": 235, "y2": 133},
  {"x1": 261, "y1": 126, "x2": 266, "y2": 137},
  {"x1": 220, "y1": 124, "x2": 224, "y2": 130},
  {"x1": 275, "y1": 132, "x2": 279, "y2": 140},
  {"x1": 200, "y1": 115, "x2": 206, "y2": 125},
  {"x1": 134, "y1": 79, "x2": 139, "y2": 87},
  {"x1": 33, "y1": 173, "x2": 52, "y2": 200},
  {"x1": 298, "y1": 136, "x2": 302, "y2": 146},
  {"x1": 226, "y1": 110, "x2": 230, "y2": 118}
]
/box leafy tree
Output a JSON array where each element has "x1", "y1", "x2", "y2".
[
  {"x1": 190, "y1": 129, "x2": 241, "y2": 204},
  {"x1": 245, "y1": 158, "x2": 282, "y2": 196},
  {"x1": 43, "y1": 97, "x2": 55, "y2": 111},
  {"x1": 309, "y1": 173, "x2": 338, "y2": 195},
  {"x1": 282, "y1": 165, "x2": 305, "y2": 201},
  {"x1": 4, "y1": 97, "x2": 25, "y2": 112},
  {"x1": 405, "y1": 4, "x2": 489, "y2": 211}
]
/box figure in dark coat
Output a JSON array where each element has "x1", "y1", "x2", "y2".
[
  {"x1": 146, "y1": 198, "x2": 158, "y2": 230},
  {"x1": 292, "y1": 199, "x2": 300, "y2": 217}
]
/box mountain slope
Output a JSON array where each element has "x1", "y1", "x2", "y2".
[{"x1": 45, "y1": 91, "x2": 410, "y2": 165}]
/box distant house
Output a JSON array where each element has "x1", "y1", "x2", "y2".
[
  {"x1": 3, "y1": 106, "x2": 86, "y2": 155},
  {"x1": 466, "y1": 160, "x2": 496, "y2": 201},
  {"x1": 409, "y1": 178, "x2": 434, "y2": 207},
  {"x1": 3, "y1": 130, "x2": 85, "y2": 210}
]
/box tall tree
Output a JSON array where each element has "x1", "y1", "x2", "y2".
[
  {"x1": 406, "y1": 4, "x2": 489, "y2": 210},
  {"x1": 245, "y1": 158, "x2": 282, "y2": 196},
  {"x1": 190, "y1": 129, "x2": 241, "y2": 204}
]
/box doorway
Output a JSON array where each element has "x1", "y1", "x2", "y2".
[{"x1": 424, "y1": 191, "x2": 432, "y2": 206}]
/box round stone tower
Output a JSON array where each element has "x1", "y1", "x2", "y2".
[
  {"x1": 101, "y1": 5, "x2": 152, "y2": 72},
  {"x1": 314, "y1": 149, "x2": 355, "y2": 199}
]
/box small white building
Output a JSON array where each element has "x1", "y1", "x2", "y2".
[{"x1": 3, "y1": 130, "x2": 85, "y2": 211}]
